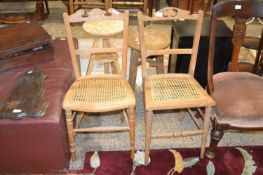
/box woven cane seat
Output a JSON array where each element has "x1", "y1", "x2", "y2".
[
  {"x1": 63, "y1": 75, "x2": 135, "y2": 112},
  {"x1": 144, "y1": 74, "x2": 215, "y2": 110}
]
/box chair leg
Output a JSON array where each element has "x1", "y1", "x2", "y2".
[
  {"x1": 144, "y1": 110, "x2": 153, "y2": 165},
  {"x1": 156, "y1": 55, "x2": 164, "y2": 74},
  {"x1": 205, "y1": 121, "x2": 225, "y2": 159},
  {"x1": 144, "y1": 0, "x2": 148, "y2": 15},
  {"x1": 128, "y1": 49, "x2": 140, "y2": 91},
  {"x1": 65, "y1": 110, "x2": 76, "y2": 161},
  {"x1": 44, "y1": 0, "x2": 49, "y2": 15},
  {"x1": 87, "y1": 56, "x2": 95, "y2": 75},
  {"x1": 128, "y1": 107, "x2": 135, "y2": 159},
  {"x1": 200, "y1": 106, "x2": 211, "y2": 159},
  {"x1": 104, "y1": 62, "x2": 110, "y2": 74},
  {"x1": 69, "y1": 0, "x2": 74, "y2": 14},
  {"x1": 178, "y1": 109, "x2": 185, "y2": 121}
]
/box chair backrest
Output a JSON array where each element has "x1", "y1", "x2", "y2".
[
  {"x1": 207, "y1": 0, "x2": 263, "y2": 93},
  {"x1": 63, "y1": 8, "x2": 129, "y2": 79},
  {"x1": 137, "y1": 7, "x2": 204, "y2": 79}
]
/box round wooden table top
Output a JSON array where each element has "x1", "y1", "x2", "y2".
[
  {"x1": 83, "y1": 20, "x2": 123, "y2": 37},
  {"x1": 128, "y1": 28, "x2": 171, "y2": 51},
  {"x1": 242, "y1": 36, "x2": 260, "y2": 50}
]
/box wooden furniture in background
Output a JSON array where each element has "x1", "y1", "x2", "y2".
[
  {"x1": 205, "y1": 0, "x2": 263, "y2": 159},
  {"x1": 112, "y1": 0, "x2": 148, "y2": 15},
  {"x1": 128, "y1": 28, "x2": 171, "y2": 90},
  {"x1": 63, "y1": 8, "x2": 136, "y2": 160},
  {"x1": 240, "y1": 29, "x2": 263, "y2": 75},
  {"x1": 69, "y1": 0, "x2": 108, "y2": 14},
  {"x1": 69, "y1": 0, "x2": 148, "y2": 15},
  {"x1": 137, "y1": 7, "x2": 215, "y2": 165},
  {"x1": 0, "y1": 23, "x2": 54, "y2": 71},
  {"x1": 166, "y1": 0, "x2": 212, "y2": 14},
  {"x1": 0, "y1": 0, "x2": 49, "y2": 23},
  {"x1": 82, "y1": 11, "x2": 123, "y2": 74}
]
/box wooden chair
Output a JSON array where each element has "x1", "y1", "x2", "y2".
[
  {"x1": 63, "y1": 8, "x2": 136, "y2": 160},
  {"x1": 69, "y1": 0, "x2": 111, "y2": 14},
  {"x1": 205, "y1": 1, "x2": 263, "y2": 159},
  {"x1": 112, "y1": 0, "x2": 148, "y2": 15},
  {"x1": 137, "y1": 7, "x2": 215, "y2": 165}
]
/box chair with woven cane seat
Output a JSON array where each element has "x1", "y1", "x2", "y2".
[
  {"x1": 112, "y1": 0, "x2": 148, "y2": 16},
  {"x1": 63, "y1": 8, "x2": 136, "y2": 161},
  {"x1": 205, "y1": 1, "x2": 263, "y2": 159},
  {"x1": 69, "y1": 0, "x2": 110, "y2": 15},
  {"x1": 137, "y1": 7, "x2": 215, "y2": 165}
]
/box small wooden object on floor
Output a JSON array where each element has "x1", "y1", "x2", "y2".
[
  {"x1": 137, "y1": 7, "x2": 215, "y2": 165},
  {"x1": 63, "y1": 8, "x2": 136, "y2": 161}
]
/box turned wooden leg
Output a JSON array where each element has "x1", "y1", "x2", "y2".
[
  {"x1": 128, "y1": 49, "x2": 139, "y2": 91},
  {"x1": 205, "y1": 121, "x2": 225, "y2": 159},
  {"x1": 144, "y1": 110, "x2": 153, "y2": 165},
  {"x1": 65, "y1": 110, "x2": 76, "y2": 161},
  {"x1": 200, "y1": 106, "x2": 211, "y2": 159},
  {"x1": 128, "y1": 107, "x2": 135, "y2": 159}
]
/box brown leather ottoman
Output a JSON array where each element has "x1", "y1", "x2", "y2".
[{"x1": 0, "y1": 39, "x2": 73, "y2": 174}]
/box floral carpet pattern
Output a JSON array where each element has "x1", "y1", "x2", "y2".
[{"x1": 77, "y1": 146, "x2": 263, "y2": 175}]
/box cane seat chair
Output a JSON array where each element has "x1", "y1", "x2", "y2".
[
  {"x1": 112, "y1": 0, "x2": 148, "y2": 15},
  {"x1": 69, "y1": 0, "x2": 110, "y2": 15},
  {"x1": 137, "y1": 7, "x2": 215, "y2": 165},
  {"x1": 239, "y1": 29, "x2": 263, "y2": 74},
  {"x1": 205, "y1": 1, "x2": 263, "y2": 159},
  {"x1": 63, "y1": 8, "x2": 136, "y2": 160}
]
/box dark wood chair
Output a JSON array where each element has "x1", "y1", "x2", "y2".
[{"x1": 205, "y1": 0, "x2": 263, "y2": 159}]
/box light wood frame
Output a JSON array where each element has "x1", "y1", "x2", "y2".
[
  {"x1": 137, "y1": 7, "x2": 215, "y2": 165},
  {"x1": 63, "y1": 8, "x2": 135, "y2": 161}
]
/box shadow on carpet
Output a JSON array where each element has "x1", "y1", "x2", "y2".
[{"x1": 70, "y1": 146, "x2": 263, "y2": 175}]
